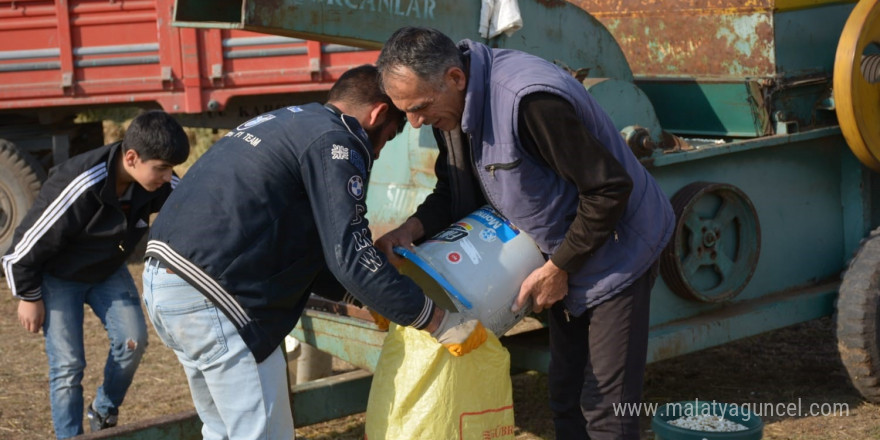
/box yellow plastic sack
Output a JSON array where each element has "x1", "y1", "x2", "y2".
[{"x1": 365, "y1": 323, "x2": 516, "y2": 440}]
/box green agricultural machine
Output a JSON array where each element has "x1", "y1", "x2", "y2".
[{"x1": 79, "y1": 0, "x2": 880, "y2": 437}]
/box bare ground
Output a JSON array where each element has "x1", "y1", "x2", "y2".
[{"x1": 1, "y1": 262, "x2": 878, "y2": 439}]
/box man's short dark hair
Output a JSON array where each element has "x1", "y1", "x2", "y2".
[
  {"x1": 123, "y1": 110, "x2": 189, "y2": 165},
  {"x1": 376, "y1": 27, "x2": 464, "y2": 91},
  {"x1": 329, "y1": 64, "x2": 406, "y2": 133},
  {"x1": 328, "y1": 64, "x2": 391, "y2": 107}
]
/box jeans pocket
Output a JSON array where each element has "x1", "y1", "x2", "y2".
[
  {"x1": 151, "y1": 273, "x2": 194, "y2": 289},
  {"x1": 156, "y1": 299, "x2": 228, "y2": 365}
]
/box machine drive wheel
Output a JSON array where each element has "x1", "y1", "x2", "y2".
[
  {"x1": 660, "y1": 182, "x2": 760, "y2": 303},
  {"x1": 837, "y1": 227, "x2": 880, "y2": 403},
  {"x1": 834, "y1": 0, "x2": 880, "y2": 171},
  {"x1": 0, "y1": 139, "x2": 46, "y2": 262}
]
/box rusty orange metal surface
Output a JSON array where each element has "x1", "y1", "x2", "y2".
[{"x1": 571, "y1": 0, "x2": 779, "y2": 77}]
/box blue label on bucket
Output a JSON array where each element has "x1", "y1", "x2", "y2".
[{"x1": 465, "y1": 207, "x2": 519, "y2": 243}]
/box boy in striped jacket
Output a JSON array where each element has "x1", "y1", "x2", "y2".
[{"x1": 1, "y1": 110, "x2": 189, "y2": 439}]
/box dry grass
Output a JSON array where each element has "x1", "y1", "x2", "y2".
[{"x1": 0, "y1": 263, "x2": 192, "y2": 440}]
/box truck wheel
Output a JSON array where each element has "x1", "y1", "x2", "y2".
[
  {"x1": 837, "y1": 227, "x2": 880, "y2": 403},
  {"x1": 0, "y1": 139, "x2": 46, "y2": 262}
]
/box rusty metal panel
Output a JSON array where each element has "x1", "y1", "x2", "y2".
[{"x1": 573, "y1": 0, "x2": 777, "y2": 77}]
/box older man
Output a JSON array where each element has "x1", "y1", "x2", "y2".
[{"x1": 375, "y1": 27, "x2": 675, "y2": 439}]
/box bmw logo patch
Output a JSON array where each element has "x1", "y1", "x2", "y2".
[{"x1": 348, "y1": 175, "x2": 364, "y2": 200}]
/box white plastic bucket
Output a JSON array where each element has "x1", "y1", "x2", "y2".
[{"x1": 395, "y1": 205, "x2": 546, "y2": 336}]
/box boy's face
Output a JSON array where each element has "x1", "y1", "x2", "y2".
[{"x1": 123, "y1": 149, "x2": 175, "y2": 192}]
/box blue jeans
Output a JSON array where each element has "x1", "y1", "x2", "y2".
[
  {"x1": 142, "y1": 258, "x2": 293, "y2": 440},
  {"x1": 42, "y1": 265, "x2": 148, "y2": 439}
]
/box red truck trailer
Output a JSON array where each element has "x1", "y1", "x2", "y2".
[{"x1": 0, "y1": 0, "x2": 380, "y2": 254}]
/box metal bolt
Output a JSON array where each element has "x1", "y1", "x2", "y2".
[{"x1": 703, "y1": 231, "x2": 717, "y2": 247}]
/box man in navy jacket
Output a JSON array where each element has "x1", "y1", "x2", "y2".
[{"x1": 143, "y1": 65, "x2": 485, "y2": 439}]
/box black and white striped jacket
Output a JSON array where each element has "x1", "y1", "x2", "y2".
[
  {"x1": 145, "y1": 103, "x2": 434, "y2": 363},
  {"x1": 2, "y1": 142, "x2": 177, "y2": 300}
]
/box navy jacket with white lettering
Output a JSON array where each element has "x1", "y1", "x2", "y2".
[
  {"x1": 146, "y1": 103, "x2": 434, "y2": 363},
  {"x1": 2, "y1": 142, "x2": 178, "y2": 300}
]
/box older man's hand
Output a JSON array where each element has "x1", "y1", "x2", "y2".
[
  {"x1": 512, "y1": 260, "x2": 569, "y2": 314},
  {"x1": 375, "y1": 217, "x2": 425, "y2": 267}
]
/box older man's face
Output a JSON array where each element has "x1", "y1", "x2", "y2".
[{"x1": 382, "y1": 66, "x2": 466, "y2": 132}]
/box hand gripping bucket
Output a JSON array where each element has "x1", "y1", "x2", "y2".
[{"x1": 395, "y1": 205, "x2": 545, "y2": 336}]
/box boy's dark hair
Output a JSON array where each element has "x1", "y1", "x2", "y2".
[
  {"x1": 328, "y1": 65, "x2": 406, "y2": 133},
  {"x1": 123, "y1": 110, "x2": 190, "y2": 165}
]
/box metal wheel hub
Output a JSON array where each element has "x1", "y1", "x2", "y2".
[{"x1": 660, "y1": 182, "x2": 761, "y2": 303}]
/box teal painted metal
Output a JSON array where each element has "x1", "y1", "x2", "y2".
[
  {"x1": 647, "y1": 282, "x2": 837, "y2": 363},
  {"x1": 292, "y1": 369, "x2": 373, "y2": 426},
  {"x1": 583, "y1": 78, "x2": 664, "y2": 145},
  {"x1": 289, "y1": 310, "x2": 388, "y2": 372},
  {"x1": 769, "y1": 80, "x2": 838, "y2": 134},
  {"x1": 774, "y1": 5, "x2": 852, "y2": 76},
  {"x1": 173, "y1": 0, "x2": 633, "y2": 81},
  {"x1": 635, "y1": 79, "x2": 770, "y2": 138},
  {"x1": 647, "y1": 126, "x2": 841, "y2": 166},
  {"x1": 486, "y1": 0, "x2": 632, "y2": 81},
  {"x1": 365, "y1": 125, "x2": 438, "y2": 236},
  {"x1": 662, "y1": 182, "x2": 761, "y2": 303},
  {"x1": 504, "y1": 329, "x2": 552, "y2": 373},
  {"x1": 504, "y1": 282, "x2": 838, "y2": 374},
  {"x1": 635, "y1": 73, "x2": 837, "y2": 138},
  {"x1": 74, "y1": 411, "x2": 201, "y2": 440},
  {"x1": 648, "y1": 132, "x2": 862, "y2": 327},
  {"x1": 241, "y1": 0, "x2": 482, "y2": 48},
  {"x1": 288, "y1": 281, "x2": 837, "y2": 375},
  {"x1": 841, "y1": 151, "x2": 872, "y2": 261}
]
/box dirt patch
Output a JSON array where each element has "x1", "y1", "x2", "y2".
[{"x1": 0, "y1": 264, "x2": 876, "y2": 439}]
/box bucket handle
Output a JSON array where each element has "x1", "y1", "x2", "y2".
[{"x1": 393, "y1": 246, "x2": 473, "y2": 310}]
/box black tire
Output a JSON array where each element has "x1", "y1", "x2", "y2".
[
  {"x1": 0, "y1": 139, "x2": 46, "y2": 264},
  {"x1": 837, "y1": 226, "x2": 880, "y2": 402}
]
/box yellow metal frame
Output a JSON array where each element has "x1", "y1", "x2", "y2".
[
  {"x1": 834, "y1": 0, "x2": 880, "y2": 172},
  {"x1": 776, "y1": 0, "x2": 856, "y2": 12}
]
